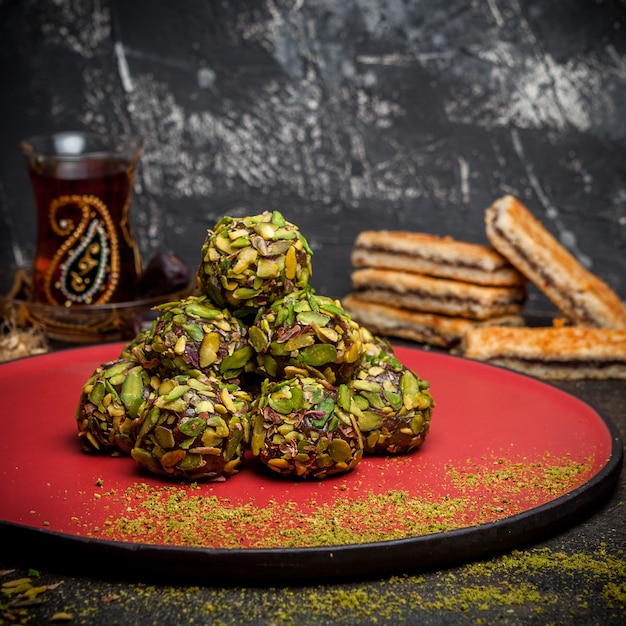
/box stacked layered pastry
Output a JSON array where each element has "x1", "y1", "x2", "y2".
[
  {"x1": 462, "y1": 196, "x2": 626, "y2": 380},
  {"x1": 343, "y1": 231, "x2": 527, "y2": 349},
  {"x1": 344, "y1": 196, "x2": 626, "y2": 380}
]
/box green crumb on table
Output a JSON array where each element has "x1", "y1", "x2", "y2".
[{"x1": 2, "y1": 546, "x2": 624, "y2": 625}]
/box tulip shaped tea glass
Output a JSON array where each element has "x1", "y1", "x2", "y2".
[{"x1": 20, "y1": 131, "x2": 144, "y2": 306}]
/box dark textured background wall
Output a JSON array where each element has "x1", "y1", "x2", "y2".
[{"x1": 1, "y1": 0, "x2": 625, "y2": 313}]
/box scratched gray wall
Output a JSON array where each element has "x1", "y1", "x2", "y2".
[{"x1": 1, "y1": 0, "x2": 625, "y2": 310}]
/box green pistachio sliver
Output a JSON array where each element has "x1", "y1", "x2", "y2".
[
  {"x1": 362, "y1": 390, "x2": 385, "y2": 410},
  {"x1": 353, "y1": 395, "x2": 369, "y2": 410},
  {"x1": 224, "y1": 428, "x2": 243, "y2": 461},
  {"x1": 383, "y1": 388, "x2": 403, "y2": 410},
  {"x1": 207, "y1": 415, "x2": 229, "y2": 438},
  {"x1": 269, "y1": 341, "x2": 291, "y2": 357},
  {"x1": 88, "y1": 379, "x2": 106, "y2": 406},
  {"x1": 315, "y1": 326, "x2": 339, "y2": 343},
  {"x1": 289, "y1": 385, "x2": 304, "y2": 411},
  {"x1": 178, "y1": 452, "x2": 203, "y2": 470},
  {"x1": 154, "y1": 425, "x2": 176, "y2": 449},
  {"x1": 311, "y1": 397, "x2": 335, "y2": 428},
  {"x1": 103, "y1": 361, "x2": 129, "y2": 379},
  {"x1": 328, "y1": 438, "x2": 352, "y2": 462},
  {"x1": 199, "y1": 334, "x2": 220, "y2": 369},
  {"x1": 248, "y1": 325, "x2": 268, "y2": 353},
  {"x1": 120, "y1": 370, "x2": 144, "y2": 415},
  {"x1": 230, "y1": 236, "x2": 251, "y2": 249},
  {"x1": 131, "y1": 447, "x2": 162, "y2": 473},
  {"x1": 268, "y1": 394, "x2": 295, "y2": 415},
  {"x1": 178, "y1": 436, "x2": 196, "y2": 450},
  {"x1": 400, "y1": 370, "x2": 419, "y2": 399},
  {"x1": 182, "y1": 323, "x2": 205, "y2": 343},
  {"x1": 256, "y1": 258, "x2": 281, "y2": 278},
  {"x1": 227, "y1": 227, "x2": 249, "y2": 240},
  {"x1": 300, "y1": 344, "x2": 337, "y2": 367},
  {"x1": 220, "y1": 346, "x2": 254, "y2": 373},
  {"x1": 297, "y1": 311, "x2": 330, "y2": 327},
  {"x1": 270, "y1": 210, "x2": 286, "y2": 227},
  {"x1": 162, "y1": 384, "x2": 190, "y2": 402},
  {"x1": 185, "y1": 302, "x2": 222, "y2": 320},
  {"x1": 137, "y1": 406, "x2": 161, "y2": 441},
  {"x1": 255, "y1": 221, "x2": 276, "y2": 239},
  {"x1": 414, "y1": 391, "x2": 434, "y2": 411},
  {"x1": 337, "y1": 384, "x2": 351, "y2": 412},
  {"x1": 271, "y1": 227, "x2": 296, "y2": 241},
  {"x1": 160, "y1": 398, "x2": 188, "y2": 413},
  {"x1": 251, "y1": 414, "x2": 266, "y2": 456},
  {"x1": 215, "y1": 235, "x2": 234, "y2": 253},
  {"x1": 232, "y1": 247, "x2": 258, "y2": 274},
  {"x1": 187, "y1": 377, "x2": 214, "y2": 393},
  {"x1": 411, "y1": 414, "x2": 424, "y2": 435},
  {"x1": 202, "y1": 430, "x2": 223, "y2": 447},
  {"x1": 267, "y1": 240, "x2": 292, "y2": 256},
  {"x1": 318, "y1": 301, "x2": 345, "y2": 317},
  {"x1": 179, "y1": 417, "x2": 207, "y2": 437},
  {"x1": 283, "y1": 333, "x2": 315, "y2": 352},
  {"x1": 108, "y1": 372, "x2": 127, "y2": 387},
  {"x1": 262, "y1": 354, "x2": 279, "y2": 377},
  {"x1": 150, "y1": 335, "x2": 167, "y2": 353},
  {"x1": 334, "y1": 407, "x2": 352, "y2": 426},
  {"x1": 352, "y1": 378, "x2": 381, "y2": 393},
  {"x1": 275, "y1": 302, "x2": 294, "y2": 326},
  {"x1": 358, "y1": 411, "x2": 383, "y2": 432},
  {"x1": 233, "y1": 287, "x2": 261, "y2": 300},
  {"x1": 195, "y1": 399, "x2": 215, "y2": 413}
]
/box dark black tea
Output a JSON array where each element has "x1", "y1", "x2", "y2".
[{"x1": 21, "y1": 133, "x2": 143, "y2": 305}]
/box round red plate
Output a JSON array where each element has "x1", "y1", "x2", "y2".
[{"x1": 0, "y1": 343, "x2": 621, "y2": 583}]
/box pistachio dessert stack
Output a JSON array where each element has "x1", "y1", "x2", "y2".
[{"x1": 75, "y1": 210, "x2": 435, "y2": 482}]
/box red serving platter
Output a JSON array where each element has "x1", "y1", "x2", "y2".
[{"x1": 0, "y1": 343, "x2": 621, "y2": 584}]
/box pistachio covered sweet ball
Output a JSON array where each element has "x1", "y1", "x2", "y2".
[
  {"x1": 198, "y1": 210, "x2": 313, "y2": 312},
  {"x1": 250, "y1": 288, "x2": 364, "y2": 384},
  {"x1": 76, "y1": 358, "x2": 161, "y2": 455},
  {"x1": 350, "y1": 330, "x2": 435, "y2": 455},
  {"x1": 250, "y1": 375, "x2": 363, "y2": 479},
  {"x1": 131, "y1": 374, "x2": 252, "y2": 481},
  {"x1": 141, "y1": 295, "x2": 254, "y2": 381}
]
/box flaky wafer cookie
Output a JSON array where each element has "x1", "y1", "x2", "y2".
[
  {"x1": 351, "y1": 268, "x2": 526, "y2": 320},
  {"x1": 351, "y1": 231, "x2": 525, "y2": 286},
  {"x1": 485, "y1": 196, "x2": 626, "y2": 329},
  {"x1": 461, "y1": 326, "x2": 626, "y2": 380},
  {"x1": 342, "y1": 294, "x2": 524, "y2": 348}
]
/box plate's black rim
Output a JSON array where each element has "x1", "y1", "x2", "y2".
[{"x1": 0, "y1": 348, "x2": 622, "y2": 585}]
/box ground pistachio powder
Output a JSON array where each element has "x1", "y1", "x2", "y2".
[
  {"x1": 2, "y1": 546, "x2": 624, "y2": 625},
  {"x1": 87, "y1": 452, "x2": 593, "y2": 549}
]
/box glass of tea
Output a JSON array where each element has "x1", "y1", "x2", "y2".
[{"x1": 20, "y1": 131, "x2": 144, "y2": 306}]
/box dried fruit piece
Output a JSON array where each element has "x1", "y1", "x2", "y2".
[
  {"x1": 349, "y1": 329, "x2": 435, "y2": 455},
  {"x1": 197, "y1": 211, "x2": 313, "y2": 312},
  {"x1": 75, "y1": 357, "x2": 160, "y2": 454},
  {"x1": 130, "y1": 373, "x2": 252, "y2": 481},
  {"x1": 251, "y1": 288, "x2": 364, "y2": 384},
  {"x1": 251, "y1": 375, "x2": 363, "y2": 479},
  {"x1": 134, "y1": 250, "x2": 191, "y2": 298}
]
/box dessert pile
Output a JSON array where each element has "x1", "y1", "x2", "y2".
[{"x1": 75, "y1": 211, "x2": 435, "y2": 481}]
